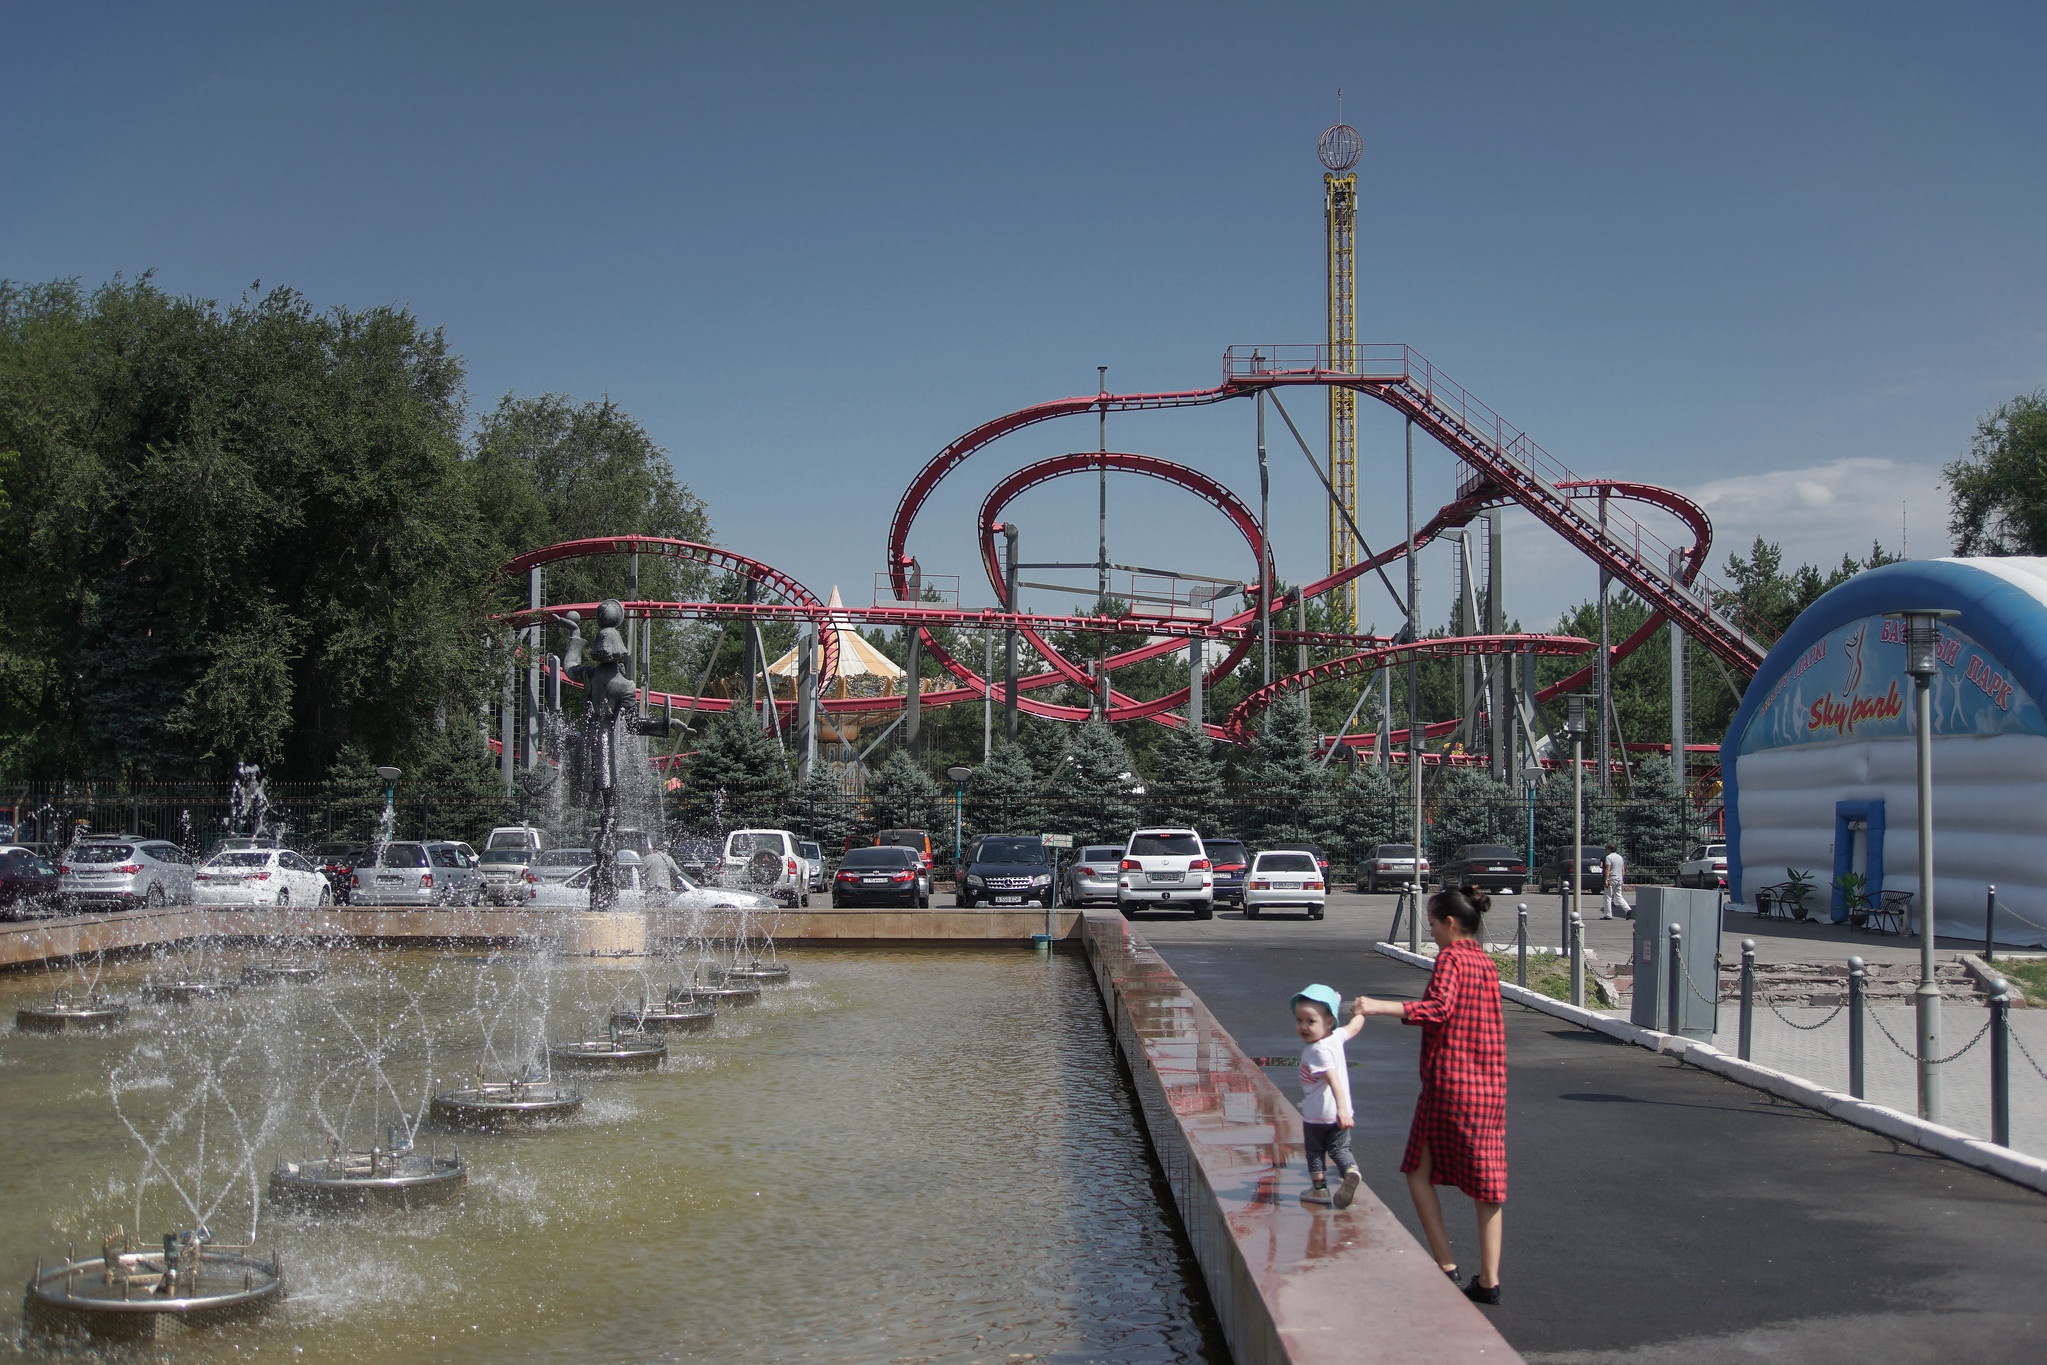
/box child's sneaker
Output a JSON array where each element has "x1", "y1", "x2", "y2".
[
  {"x1": 1302, "y1": 1183, "x2": 1333, "y2": 1205},
  {"x1": 1333, "y1": 1167, "x2": 1361, "y2": 1209}
]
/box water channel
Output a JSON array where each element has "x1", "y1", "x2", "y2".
[{"x1": 1, "y1": 944, "x2": 1224, "y2": 1362}]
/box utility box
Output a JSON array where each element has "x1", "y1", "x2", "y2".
[{"x1": 1629, "y1": 886, "x2": 1722, "y2": 1040}]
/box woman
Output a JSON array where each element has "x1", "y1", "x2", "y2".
[{"x1": 1354, "y1": 886, "x2": 1507, "y2": 1304}]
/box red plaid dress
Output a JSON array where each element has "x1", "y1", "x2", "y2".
[{"x1": 1400, "y1": 938, "x2": 1507, "y2": 1203}]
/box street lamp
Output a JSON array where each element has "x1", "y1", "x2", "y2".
[
  {"x1": 1887, "y1": 607, "x2": 1958, "y2": 1123},
  {"x1": 1565, "y1": 697, "x2": 1589, "y2": 928},
  {"x1": 1522, "y1": 762, "x2": 1542, "y2": 880},
  {"x1": 947, "y1": 766, "x2": 973, "y2": 874}
]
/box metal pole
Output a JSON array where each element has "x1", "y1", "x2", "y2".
[
  {"x1": 1570, "y1": 910, "x2": 1584, "y2": 1008},
  {"x1": 1517, "y1": 903, "x2": 1528, "y2": 987},
  {"x1": 1572, "y1": 736, "x2": 1584, "y2": 937},
  {"x1": 1189, "y1": 637, "x2": 1204, "y2": 732},
  {"x1": 1408, "y1": 879, "x2": 1420, "y2": 954},
  {"x1": 1003, "y1": 525, "x2": 1021, "y2": 744},
  {"x1": 1404, "y1": 418, "x2": 1421, "y2": 906},
  {"x1": 1985, "y1": 884, "x2": 1997, "y2": 963},
  {"x1": 983, "y1": 631, "x2": 993, "y2": 760},
  {"x1": 1598, "y1": 490, "x2": 1612, "y2": 797},
  {"x1": 1991, "y1": 979, "x2": 2011, "y2": 1147},
  {"x1": 1913, "y1": 670, "x2": 1941, "y2": 1122},
  {"x1": 953, "y1": 784, "x2": 963, "y2": 870},
  {"x1": 1098, "y1": 365, "x2": 1109, "y2": 607},
  {"x1": 1849, "y1": 955, "x2": 1866, "y2": 1099},
  {"x1": 1257, "y1": 375, "x2": 1272, "y2": 687},
  {"x1": 1667, "y1": 924, "x2": 1683, "y2": 1036},
  {"x1": 1739, "y1": 939, "x2": 1756, "y2": 1061},
  {"x1": 527, "y1": 566, "x2": 542, "y2": 769}
]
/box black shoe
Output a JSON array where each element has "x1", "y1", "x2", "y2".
[
  {"x1": 1442, "y1": 1265, "x2": 1459, "y2": 1282},
  {"x1": 1463, "y1": 1275, "x2": 1501, "y2": 1305}
]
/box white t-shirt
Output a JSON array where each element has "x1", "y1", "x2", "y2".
[
  {"x1": 1603, "y1": 851, "x2": 1626, "y2": 886},
  {"x1": 1298, "y1": 1035, "x2": 1348, "y2": 1124}
]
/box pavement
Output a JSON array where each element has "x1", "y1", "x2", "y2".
[{"x1": 1129, "y1": 889, "x2": 2047, "y2": 1363}]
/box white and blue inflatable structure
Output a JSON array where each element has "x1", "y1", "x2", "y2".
[{"x1": 1723, "y1": 557, "x2": 2047, "y2": 948}]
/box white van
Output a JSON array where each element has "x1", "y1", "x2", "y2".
[
  {"x1": 1117, "y1": 828, "x2": 1214, "y2": 919},
  {"x1": 719, "y1": 829, "x2": 808, "y2": 907}
]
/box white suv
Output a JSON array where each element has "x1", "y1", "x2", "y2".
[
  {"x1": 1117, "y1": 828, "x2": 1213, "y2": 919},
  {"x1": 719, "y1": 829, "x2": 809, "y2": 908}
]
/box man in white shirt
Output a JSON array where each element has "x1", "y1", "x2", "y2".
[{"x1": 1601, "y1": 845, "x2": 1631, "y2": 919}]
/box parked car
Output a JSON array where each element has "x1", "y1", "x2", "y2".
[
  {"x1": 798, "y1": 841, "x2": 826, "y2": 893},
  {"x1": 1358, "y1": 843, "x2": 1431, "y2": 893},
  {"x1": 667, "y1": 871, "x2": 779, "y2": 912},
  {"x1": 193, "y1": 848, "x2": 332, "y2": 907},
  {"x1": 832, "y1": 846, "x2": 926, "y2": 907},
  {"x1": 529, "y1": 847, "x2": 595, "y2": 886},
  {"x1": 957, "y1": 834, "x2": 1053, "y2": 908},
  {"x1": 721, "y1": 829, "x2": 809, "y2": 907},
  {"x1": 347, "y1": 841, "x2": 444, "y2": 906},
  {"x1": 671, "y1": 837, "x2": 720, "y2": 883},
  {"x1": 874, "y1": 828, "x2": 934, "y2": 899},
  {"x1": 426, "y1": 841, "x2": 487, "y2": 906},
  {"x1": 526, "y1": 851, "x2": 666, "y2": 909},
  {"x1": 58, "y1": 837, "x2": 195, "y2": 911},
  {"x1": 313, "y1": 843, "x2": 367, "y2": 905},
  {"x1": 1061, "y1": 844, "x2": 1127, "y2": 907},
  {"x1": 1679, "y1": 843, "x2": 1728, "y2": 889},
  {"x1": 1263, "y1": 842, "x2": 1331, "y2": 879},
  {"x1": 484, "y1": 825, "x2": 545, "y2": 854},
  {"x1": 478, "y1": 847, "x2": 539, "y2": 904},
  {"x1": 0, "y1": 846, "x2": 61, "y2": 918},
  {"x1": 1538, "y1": 846, "x2": 1609, "y2": 896},
  {"x1": 1202, "y1": 838, "x2": 1251, "y2": 908},
  {"x1": 1117, "y1": 828, "x2": 1213, "y2": 919},
  {"x1": 1438, "y1": 844, "x2": 1528, "y2": 895},
  {"x1": 1244, "y1": 849, "x2": 1327, "y2": 920}
]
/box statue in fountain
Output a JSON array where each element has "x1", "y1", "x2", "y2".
[{"x1": 558, "y1": 600, "x2": 672, "y2": 910}]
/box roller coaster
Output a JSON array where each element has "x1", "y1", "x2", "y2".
[{"x1": 501, "y1": 340, "x2": 1771, "y2": 770}]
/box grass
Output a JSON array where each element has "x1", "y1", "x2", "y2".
[
  {"x1": 1990, "y1": 957, "x2": 2047, "y2": 1005},
  {"x1": 1489, "y1": 950, "x2": 1617, "y2": 1009}
]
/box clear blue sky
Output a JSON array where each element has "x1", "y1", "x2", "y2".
[{"x1": 7, "y1": 2, "x2": 2043, "y2": 632}]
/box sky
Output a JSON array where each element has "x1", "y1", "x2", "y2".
[{"x1": 6, "y1": 2, "x2": 2044, "y2": 634}]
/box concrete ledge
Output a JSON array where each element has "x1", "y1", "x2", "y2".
[
  {"x1": 0, "y1": 905, "x2": 1084, "y2": 970},
  {"x1": 1374, "y1": 940, "x2": 2047, "y2": 1198},
  {"x1": 1084, "y1": 912, "x2": 1519, "y2": 1365}
]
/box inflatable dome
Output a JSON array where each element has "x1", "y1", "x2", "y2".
[{"x1": 1723, "y1": 557, "x2": 2047, "y2": 948}]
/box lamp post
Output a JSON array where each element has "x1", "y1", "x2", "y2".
[
  {"x1": 376, "y1": 766, "x2": 400, "y2": 840},
  {"x1": 1888, "y1": 607, "x2": 1958, "y2": 1123},
  {"x1": 947, "y1": 766, "x2": 972, "y2": 874},
  {"x1": 1565, "y1": 697, "x2": 1588, "y2": 928},
  {"x1": 1522, "y1": 762, "x2": 1542, "y2": 879}
]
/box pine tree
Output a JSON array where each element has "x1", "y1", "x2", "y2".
[
  {"x1": 1331, "y1": 760, "x2": 1400, "y2": 867},
  {"x1": 1252, "y1": 694, "x2": 1324, "y2": 841},
  {"x1": 684, "y1": 705, "x2": 789, "y2": 830},
  {"x1": 325, "y1": 742, "x2": 390, "y2": 842},
  {"x1": 1144, "y1": 725, "x2": 1227, "y2": 836},
  {"x1": 1532, "y1": 768, "x2": 1618, "y2": 870},
  {"x1": 790, "y1": 765, "x2": 858, "y2": 851},
  {"x1": 1428, "y1": 767, "x2": 1516, "y2": 866},
  {"x1": 1051, "y1": 718, "x2": 1142, "y2": 846},
  {"x1": 864, "y1": 750, "x2": 941, "y2": 832},
  {"x1": 964, "y1": 740, "x2": 1043, "y2": 838},
  {"x1": 1619, "y1": 756, "x2": 1688, "y2": 873}
]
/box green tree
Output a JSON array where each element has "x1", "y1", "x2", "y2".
[
  {"x1": 964, "y1": 740, "x2": 1043, "y2": 838},
  {"x1": 864, "y1": 750, "x2": 941, "y2": 832},
  {"x1": 790, "y1": 765, "x2": 859, "y2": 850},
  {"x1": 683, "y1": 706, "x2": 789, "y2": 829},
  {"x1": 1330, "y1": 760, "x2": 1401, "y2": 866},
  {"x1": 324, "y1": 742, "x2": 390, "y2": 842},
  {"x1": 1619, "y1": 757, "x2": 1688, "y2": 873},
  {"x1": 1946, "y1": 390, "x2": 2047, "y2": 554},
  {"x1": 1050, "y1": 719, "x2": 1142, "y2": 846},
  {"x1": 1144, "y1": 726, "x2": 1227, "y2": 836},
  {"x1": 1428, "y1": 767, "x2": 1516, "y2": 866},
  {"x1": 1252, "y1": 694, "x2": 1323, "y2": 841}
]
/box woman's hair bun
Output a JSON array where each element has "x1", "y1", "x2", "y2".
[{"x1": 1468, "y1": 889, "x2": 1492, "y2": 915}]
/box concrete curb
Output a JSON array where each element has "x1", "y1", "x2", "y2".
[{"x1": 1374, "y1": 940, "x2": 2047, "y2": 1198}]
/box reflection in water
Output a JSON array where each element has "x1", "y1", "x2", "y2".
[{"x1": 0, "y1": 946, "x2": 1223, "y2": 1363}]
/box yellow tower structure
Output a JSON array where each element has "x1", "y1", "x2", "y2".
[{"x1": 1319, "y1": 120, "x2": 1362, "y2": 628}]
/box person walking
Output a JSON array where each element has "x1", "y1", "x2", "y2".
[
  {"x1": 1601, "y1": 844, "x2": 1632, "y2": 920},
  {"x1": 1353, "y1": 887, "x2": 1508, "y2": 1304}
]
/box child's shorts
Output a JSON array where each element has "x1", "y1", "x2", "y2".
[{"x1": 1302, "y1": 1120, "x2": 1356, "y2": 1181}]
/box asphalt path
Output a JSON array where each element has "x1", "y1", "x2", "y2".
[{"x1": 1127, "y1": 889, "x2": 2047, "y2": 1364}]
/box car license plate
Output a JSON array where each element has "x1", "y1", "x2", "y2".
[
  {"x1": 862, "y1": 877, "x2": 887, "y2": 884},
  {"x1": 379, "y1": 875, "x2": 402, "y2": 884},
  {"x1": 1151, "y1": 872, "x2": 1182, "y2": 883},
  {"x1": 994, "y1": 896, "x2": 1022, "y2": 905},
  {"x1": 1487, "y1": 866, "x2": 1508, "y2": 872},
  {"x1": 1276, "y1": 880, "x2": 1300, "y2": 889}
]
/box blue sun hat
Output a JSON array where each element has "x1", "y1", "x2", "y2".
[{"x1": 1290, "y1": 984, "x2": 1344, "y2": 1022}]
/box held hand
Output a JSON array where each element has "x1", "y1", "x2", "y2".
[{"x1": 1338, "y1": 1112, "x2": 1354, "y2": 1130}]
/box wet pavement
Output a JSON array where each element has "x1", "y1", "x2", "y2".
[{"x1": 1133, "y1": 890, "x2": 2047, "y2": 1364}]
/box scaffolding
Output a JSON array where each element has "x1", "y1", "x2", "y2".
[{"x1": 1320, "y1": 120, "x2": 1361, "y2": 629}]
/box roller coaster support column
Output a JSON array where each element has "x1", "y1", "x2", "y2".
[
  {"x1": 1670, "y1": 548, "x2": 1687, "y2": 797},
  {"x1": 1489, "y1": 512, "x2": 1507, "y2": 783},
  {"x1": 1405, "y1": 417, "x2": 1422, "y2": 874},
  {"x1": 1257, "y1": 367, "x2": 1272, "y2": 686},
  {"x1": 1189, "y1": 637, "x2": 1204, "y2": 731},
  {"x1": 904, "y1": 561, "x2": 923, "y2": 759},
  {"x1": 796, "y1": 625, "x2": 818, "y2": 783},
  {"x1": 1002, "y1": 524, "x2": 1020, "y2": 743},
  {"x1": 1598, "y1": 489, "x2": 1612, "y2": 796},
  {"x1": 526, "y1": 567, "x2": 542, "y2": 769},
  {"x1": 1567, "y1": 695, "x2": 1588, "y2": 932}
]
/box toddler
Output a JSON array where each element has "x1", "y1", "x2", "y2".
[{"x1": 1292, "y1": 983, "x2": 1365, "y2": 1208}]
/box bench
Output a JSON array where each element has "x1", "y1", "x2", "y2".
[{"x1": 1850, "y1": 889, "x2": 1911, "y2": 936}]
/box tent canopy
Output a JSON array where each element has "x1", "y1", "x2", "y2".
[{"x1": 767, "y1": 586, "x2": 905, "y2": 682}]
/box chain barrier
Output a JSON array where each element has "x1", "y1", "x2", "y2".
[
  {"x1": 1867, "y1": 1008, "x2": 1994, "y2": 1066},
  {"x1": 1992, "y1": 897, "x2": 2047, "y2": 935},
  {"x1": 1671, "y1": 941, "x2": 1722, "y2": 1008},
  {"x1": 1763, "y1": 997, "x2": 1846, "y2": 1031},
  {"x1": 2010, "y1": 1022, "x2": 2047, "y2": 1085}
]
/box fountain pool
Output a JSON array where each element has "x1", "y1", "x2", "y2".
[{"x1": 1, "y1": 945, "x2": 1223, "y2": 1362}]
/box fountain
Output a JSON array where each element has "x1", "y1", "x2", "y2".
[
  {"x1": 140, "y1": 977, "x2": 239, "y2": 1003},
  {"x1": 241, "y1": 961, "x2": 326, "y2": 986},
  {"x1": 17, "y1": 987, "x2": 129, "y2": 1032},
  {"x1": 23, "y1": 1227, "x2": 284, "y2": 1343},
  {"x1": 268, "y1": 1125, "x2": 466, "y2": 1210},
  {"x1": 614, "y1": 989, "x2": 715, "y2": 1034},
  {"x1": 429, "y1": 1070, "x2": 584, "y2": 1130},
  {"x1": 549, "y1": 1019, "x2": 668, "y2": 1072},
  {"x1": 556, "y1": 600, "x2": 675, "y2": 912}
]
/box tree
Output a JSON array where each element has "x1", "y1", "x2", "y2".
[
  {"x1": 1050, "y1": 719, "x2": 1142, "y2": 846},
  {"x1": 1947, "y1": 390, "x2": 2047, "y2": 555},
  {"x1": 964, "y1": 740, "x2": 1043, "y2": 838},
  {"x1": 790, "y1": 765, "x2": 859, "y2": 850},
  {"x1": 864, "y1": 750, "x2": 941, "y2": 832},
  {"x1": 1428, "y1": 767, "x2": 1516, "y2": 866},
  {"x1": 1252, "y1": 694, "x2": 1324, "y2": 841},
  {"x1": 1330, "y1": 760, "x2": 1401, "y2": 866},
  {"x1": 683, "y1": 706, "x2": 788, "y2": 830},
  {"x1": 1619, "y1": 757, "x2": 1688, "y2": 873},
  {"x1": 1144, "y1": 726, "x2": 1227, "y2": 836},
  {"x1": 1531, "y1": 768, "x2": 1618, "y2": 864},
  {"x1": 324, "y1": 742, "x2": 390, "y2": 842}
]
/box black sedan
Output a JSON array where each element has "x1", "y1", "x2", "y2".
[
  {"x1": 1437, "y1": 844, "x2": 1528, "y2": 895},
  {"x1": 831, "y1": 846, "x2": 927, "y2": 907},
  {"x1": 1537, "y1": 846, "x2": 1609, "y2": 896},
  {"x1": 0, "y1": 846, "x2": 62, "y2": 918}
]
